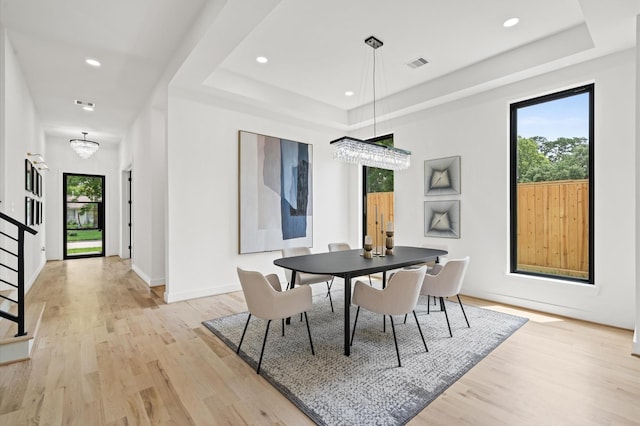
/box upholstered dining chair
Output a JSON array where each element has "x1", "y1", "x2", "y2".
[
  {"x1": 281, "y1": 246, "x2": 335, "y2": 312},
  {"x1": 420, "y1": 256, "x2": 470, "y2": 337},
  {"x1": 236, "y1": 267, "x2": 315, "y2": 374},
  {"x1": 350, "y1": 266, "x2": 428, "y2": 367},
  {"x1": 328, "y1": 242, "x2": 373, "y2": 286}
]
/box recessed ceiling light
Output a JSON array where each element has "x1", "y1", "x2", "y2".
[
  {"x1": 85, "y1": 58, "x2": 101, "y2": 67},
  {"x1": 345, "y1": 91, "x2": 354, "y2": 97},
  {"x1": 503, "y1": 17, "x2": 519, "y2": 28},
  {"x1": 256, "y1": 56, "x2": 268, "y2": 64},
  {"x1": 83, "y1": 106, "x2": 94, "y2": 111}
]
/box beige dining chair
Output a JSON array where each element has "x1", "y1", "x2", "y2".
[
  {"x1": 350, "y1": 266, "x2": 428, "y2": 367},
  {"x1": 328, "y1": 242, "x2": 373, "y2": 286},
  {"x1": 236, "y1": 267, "x2": 315, "y2": 374},
  {"x1": 281, "y1": 246, "x2": 335, "y2": 312},
  {"x1": 420, "y1": 256, "x2": 470, "y2": 337}
]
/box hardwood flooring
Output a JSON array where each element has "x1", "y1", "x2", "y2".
[{"x1": 0, "y1": 257, "x2": 638, "y2": 425}]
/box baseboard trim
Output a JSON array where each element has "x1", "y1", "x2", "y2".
[
  {"x1": 164, "y1": 283, "x2": 241, "y2": 304},
  {"x1": 131, "y1": 264, "x2": 151, "y2": 285},
  {"x1": 131, "y1": 264, "x2": 165, "y2": 287}
]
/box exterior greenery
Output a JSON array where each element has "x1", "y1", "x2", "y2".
[
  {"x1": 366, "y1": 137, "x2": 394, "y2": 192},
  {"x1": 66, "y1": 175, "x2": 103, "y2": 201},
  {"x1": 66, "y1": 175, "x2": 103, "y2": 229},
  {"x1": 517, "y1": 136, "x2": 589, "y2": 183}
]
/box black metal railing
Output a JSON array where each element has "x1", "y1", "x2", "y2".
[{"x1": 0, "y1": 211, "x2": 37, "y2": 337}]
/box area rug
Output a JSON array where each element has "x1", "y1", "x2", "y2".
[{"x1": 203, "y1": 291, "x2": 528, "y2": 425}]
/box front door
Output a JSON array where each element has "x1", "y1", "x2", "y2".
[{"x1": 63, "y1": 173, "x2": 105, "y2": 259}]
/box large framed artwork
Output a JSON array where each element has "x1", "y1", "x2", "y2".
[
  {"x1": 239, "y1": 130, "x2": 313, "y2": 254},
  {"x1": 424, "y1": 200, "x2": 460, "y2": 238},
  {"x1": 424, "y1": 155, "x2": 461, "y2": 196}
]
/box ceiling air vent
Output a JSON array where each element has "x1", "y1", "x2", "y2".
[
  {"x1": 407, "y1": 57, "x2": 428, "y2": 69},
  {"x1": 74, "y1": 100, "x2": 95, "y2": 107}
]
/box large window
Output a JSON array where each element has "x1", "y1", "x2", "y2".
[
  {"x1": 510, "y1": 84, "x2": 594, "y2": 283},
  {"x1": 363, "y1": 134, "x2": 394, "y2": 252}
]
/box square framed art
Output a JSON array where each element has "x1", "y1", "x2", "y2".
[
  {"x1": 424, "y1": 156, "x2": 461, "y2": 196},
  {"x1": 424, "y1": 200, "x2": 460, "y2": 238}
]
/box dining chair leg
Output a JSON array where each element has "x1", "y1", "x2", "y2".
[
  {"x1": 457, "y1": 295, "x2": 470, "y2": 328},
  {"x1": 403, "y1": 314, "x2": 407, "y2": 324},
  {"x1": 350, "y1": 306, "x2": 360, "y2": 346},
  {"x1": 326, "y1": 281, "x2": 334, "y2": 312},
  {"x1": 413, "y1": 310, "x2": 428, "y2": 352},
  {"x1": 389, "y1": 316, "x2": 402, "y2": 367},
  {"x1": 256, "y1": 320, "x2": 272, "y2": 374},
  {"x1": 237, "y1": 313, "x2": 252, "y2": 354},
  {"x1": 427, "y1": 296, "x2": 431, "y2": 314},
  {"x1": 303, "y1": 312, "x2": 315, "y2": 355},
  {"x1": 281, "y1": 318, "x2": 285, "y2": 336},
  {"x1": 440, "y1": 297, "x2": 453, "y2": 337},
  {"x1": 368, "y1": 275, "x2": 373, "y2": 286}
]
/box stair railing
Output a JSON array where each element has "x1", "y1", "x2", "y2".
[{"x1": 0, "y1": 211, "x2": 37, "y2": 337}]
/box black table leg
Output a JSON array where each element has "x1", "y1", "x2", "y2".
[
  {"x1": 285, "y1": 270, "x2": 297, "y2": 325},
  {"x1": 382, "y1": 271, "x2": 387, "y2": 332},
  {"x1": 344, "y1": 273, "x2": 352, "y2": 356}
]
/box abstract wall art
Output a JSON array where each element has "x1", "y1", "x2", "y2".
[
  {"x1": 424, "y1": 200, "x2": 460, "y2": 238},
  {"x1": 239, "y1": 130, "x2": 313, "y2": 254},
  {"x1": 424, "y1": 155, "x2": 461, "y2": 195}
]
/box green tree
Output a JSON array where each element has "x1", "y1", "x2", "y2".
[
  {"x1": 66, "y1": 175, "x2": 102, "y2": 229},
  {"x1": 517, "y1": 136, "x2": 588, "y2": 183},
  {"x1": 366, "y1": 137, "x2": 394, "y2": 192},
  {"x1": 517, "y1": 137, "x2": 550, "y2": 182}
]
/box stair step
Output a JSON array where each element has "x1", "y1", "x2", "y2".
[{"x1": 0, "y1": 301, "x2": 46, "y2": 365}]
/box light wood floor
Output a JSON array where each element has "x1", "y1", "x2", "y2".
[{"x1": 1, "y1": 257, "x2": 638, "y2": 425}]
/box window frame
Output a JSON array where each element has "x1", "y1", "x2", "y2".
[
  {"x1": 362, "y1": 134, "x2": 394, "y2": 244},
  {"x1": 509, "y1": 83, "x2": 595, "y2": 284}
]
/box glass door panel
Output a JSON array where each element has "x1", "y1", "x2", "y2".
[{"x1": 64, "y1": 174, "x2": 105, "y2": 259}]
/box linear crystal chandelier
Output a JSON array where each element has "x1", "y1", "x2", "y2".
[
  {"x1": 330, "y1": 136, "x2": 411, "y2": 170},
  {"x1": 69, "y1": 132, "x2": 100, "y2": 159},
  {"x1": 330, "y1": 36, "x2": 411, "y2": 171}
]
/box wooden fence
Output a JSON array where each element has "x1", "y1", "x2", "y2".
[
  {"x1": 516, "y1": 179, "x2": 589, "y2": 278},
  {"x1": 366, "y1": 192, "x2": 394, "y2": 249}
]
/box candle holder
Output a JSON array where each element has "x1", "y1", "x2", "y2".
[
  {"x1": 385, "y1": 230, "x2": 394, "y2": 256},
  {"x1": 363, "y1": 243, "x2": 373, "y2": 259}
]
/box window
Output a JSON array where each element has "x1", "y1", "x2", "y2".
[
  {"x1": 510, "y1": 84, "x2": 594, "y2": 283},
  {"x1": 363, "y1": 134, "x2": 394, "y2": 250}
]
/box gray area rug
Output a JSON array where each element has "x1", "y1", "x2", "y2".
[{"x1": 203, "y1": 289, "x2": 528, "y2": 425}]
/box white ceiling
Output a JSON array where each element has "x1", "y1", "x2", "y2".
[{"x1": 2, "y1": 0, "x2": 640, "y2": 145}]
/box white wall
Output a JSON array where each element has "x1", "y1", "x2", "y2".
[
  {"x1": 44, "y1": 137, "x2": 120, "y2": 260},
  {"x1": 390, "y1": 49, "x2": 636, "y2": 329},
  {"x1": 119, "y1": 96, "x2": 167, "y2": 286},
  {"x1": 0, "y1": 30, "x2": 46, "y2": 292},
  {"x1": 164, "y1": 93, "x2": 348, "y2": 302}
]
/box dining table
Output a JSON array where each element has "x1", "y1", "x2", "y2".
[{"x1": 273, "y1": 246, "x2": 448, "y2": 356}]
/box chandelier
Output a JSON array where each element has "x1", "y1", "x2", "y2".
[
  {"x1": 69, "y1": 132, "x2": 99, "y2": 159},
  {"x1": 330, "y1": 136, "x2": 411, "y2": 170},
  {"x1": 330, "y1": 36, "x2": 411, "y2": 171}
]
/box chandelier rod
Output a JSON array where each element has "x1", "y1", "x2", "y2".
[{"x1": 373, "y1": 44, "x2": 377, "y2": 138}]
